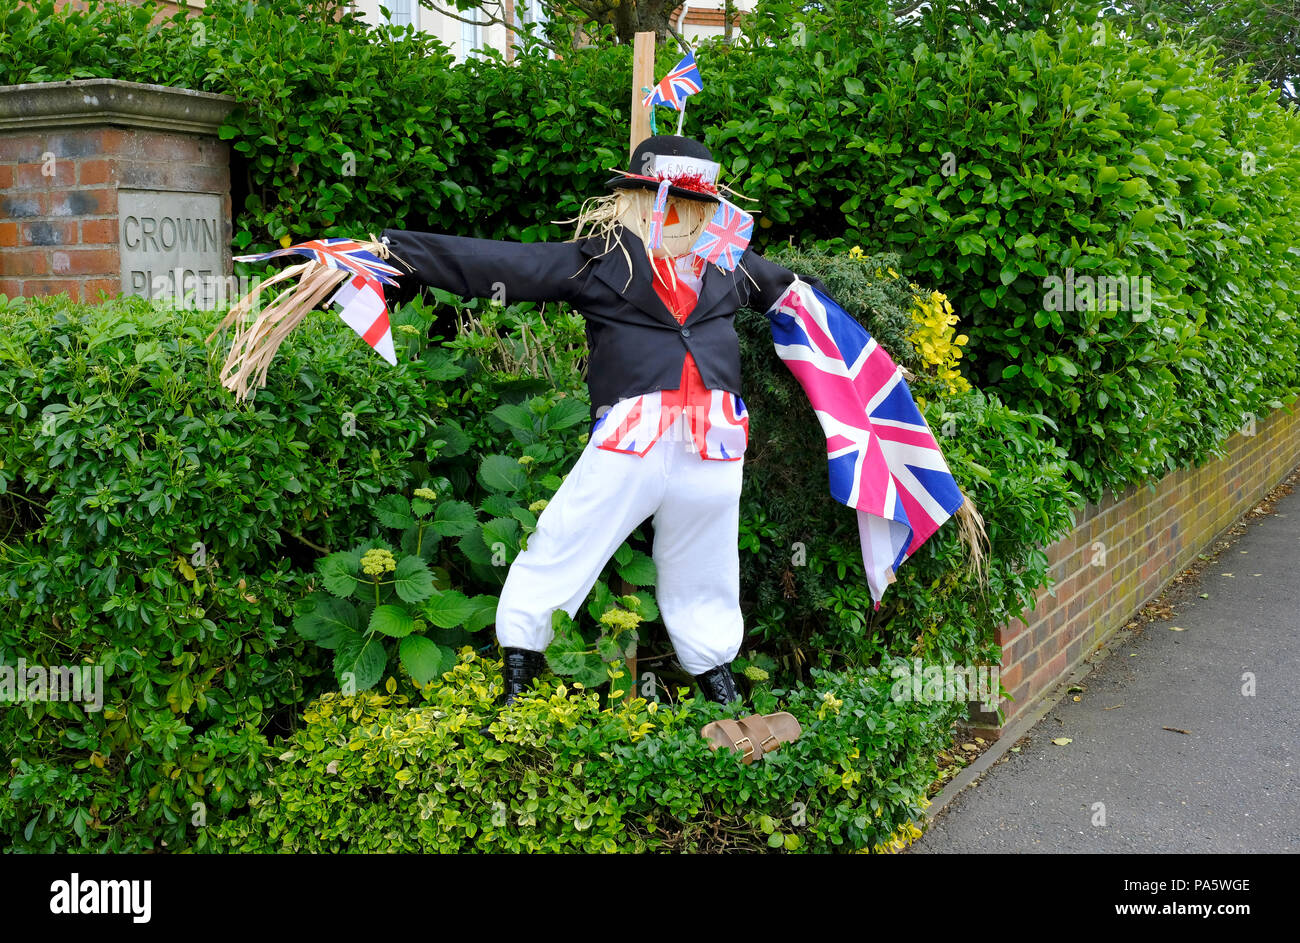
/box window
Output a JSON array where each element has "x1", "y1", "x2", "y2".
[
  {"x1": 381, "y1": 0, "x2": 415, "y2": 28},
  {"x1": 461, "y1": 6, "x2": 483, "y2": 58},
  {"x1": 516, "y1": 0, "x2": 547, "y2": 28},
  {"x1": 514, "y1": 0, "x2": 549, "y2": 57}
]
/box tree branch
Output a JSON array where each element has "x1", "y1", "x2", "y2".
[
  {"x1": 419, "y1": 1, "x2": 562, "y2": 54},
  {"x1": 665, "y1": 18, "x2": 693, "y2": 56},
  {"x1": 892, "y1": 0, "x2": 929, "y2": 18},
  {"x1": 286, "y1": 530, "x2": 331, "y2": 554}
]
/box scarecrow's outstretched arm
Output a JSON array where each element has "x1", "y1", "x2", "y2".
[
  {"x1": 380, "y1": 229, "x2": 593, "y2": 306},
  {"x1": 741, "y1": 250, "x2": 833, "y2": 314}
]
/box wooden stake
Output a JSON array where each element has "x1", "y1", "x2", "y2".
[
  {"x1": 620, "y1": 30, "x2": 658, "y2": 704},
  {"x1": 631, "y1": 31, "x2": 656, "y2": 158}
]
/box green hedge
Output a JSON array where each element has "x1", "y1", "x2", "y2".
[
  {"x1": 831, "y1": 26, "x2": 1300, "y2": 500},
  {"x1": 5, "y1": 0, "x2": 1296, "y2": 504},
  {"x1": 0, "y1": 290, "x2": 475, "y2": 850}
]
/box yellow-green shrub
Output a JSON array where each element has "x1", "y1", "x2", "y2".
[{"x1": 209, "y1": 650, "x2": 958, "y2": 853}]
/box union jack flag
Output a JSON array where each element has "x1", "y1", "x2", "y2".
[
  {"x1": 642, "y1": 51, "x2": 703, "y2": 111},
  {"x1": 767, "y1": 280, "x2": 965, "y2": 604},
  {"x1": 234, "y1": 238, "x2": 403, "y2": 287},
  {"x1": 690, "y1": 199, "x2": 753, "y2": 272}
]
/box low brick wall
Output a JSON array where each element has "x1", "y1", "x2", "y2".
[
  {"x1": 1, "y1": 79, "x2": 235, "y2": 303},
  {"x1": 0, "y1": 126, "x2": 231, "y2": 302},
  {"x1": 982, "y1": 405, "x2": 1300, "y2": 730},
  {"x1": 44, "y1": 1, "x2": 203, "y2": 19}
]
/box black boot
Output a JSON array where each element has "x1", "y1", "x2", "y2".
[
  {"x1": 694, "y1": 663, "x2": 742, "y2": 705},
  {"x1": 499, "y1": 647, "x2": 546, "y2": 706}
]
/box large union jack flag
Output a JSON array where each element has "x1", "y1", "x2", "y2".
[
  {"x1": 642, "y1": 51, "x2": 704, "y2": 111},
  {"x1": 234, "y1": 237, "x2": 403, "y2": 287},
  {"x1": 767, "y1": 280, "x2": 965, "y2": 604},
  {"x1": 690, "y1": 199, "x2": 753, "y2": 272}
]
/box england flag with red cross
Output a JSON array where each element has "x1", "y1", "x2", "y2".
[{"x1": 330, "y1": 273, "x2": 396, "y2": 366}]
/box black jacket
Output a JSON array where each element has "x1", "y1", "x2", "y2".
[{"x1": 380, "y1": 226, "x2": 804, "y2": 418}]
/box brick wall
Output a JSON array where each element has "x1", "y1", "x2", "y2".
[
  {"x1": 0, "y1": 126, "x2": 231, "y2": 302},
  {"x1": 43, "y1": 0, "x2": 202, "y2": 18},
  {"x1": 982, "y1": 405, "x2": 1300, "y2": 731}
]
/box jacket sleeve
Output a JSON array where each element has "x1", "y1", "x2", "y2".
[
  {"x1": 741, "y1": 250, "x2": 832, "y2": 314},
  {"x1": 379, "y1": 229, "x2": 594, "y2": 306}
]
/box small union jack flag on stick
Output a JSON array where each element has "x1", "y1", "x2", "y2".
[
  {"x1": 689, "y1": 199, "x2": 754, "y2": 272},
  {"x1": 642, "y1": 51, "x2": 704, "y2": 111},
  {"x1": 647, "y1": 179, "x2": 672, "y2": 250}
]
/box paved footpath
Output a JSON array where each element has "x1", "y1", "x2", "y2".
[{"x1": 912, "y1": 479, "x2": 1300, "y2": 853}]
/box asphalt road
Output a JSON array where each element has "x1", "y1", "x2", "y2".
[{"x1": 912, "y1": 480, "x2": 1300, "y2": 854}]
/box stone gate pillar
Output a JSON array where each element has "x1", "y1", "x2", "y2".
[{"x1": 0, "y1": 78, "x2": 237, "y2": 304}]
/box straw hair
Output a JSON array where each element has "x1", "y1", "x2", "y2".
[
  {"x1": 955, "y1": 491, "x2": 990, "y2": 588},
  {"x1": 561, "y1": 188, "x2": 712, "y2": 293}
]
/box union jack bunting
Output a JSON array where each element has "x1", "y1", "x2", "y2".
[
  {"x1": 591, "y1": 389, "x2": 748, "y2": 461},
  {"x1": 234, "y1": 238, "x2": 403, "y2": 287},
  {"x1": 690, "y1": 199, "x2": 753, "y2": 272},
  {"x1": 642, "y1": 51, "x2": 704, "y2": 111},
  {"x1": 330, "y1": 273, "x2": 396, "y2": 366},
  {"x1": 647, "y1": 179, "x2": 672, "y2": 250},
  {"x1": 766, "y1": 280, "x2": 965, "y2": 604}
]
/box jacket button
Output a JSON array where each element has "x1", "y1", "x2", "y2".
[{"x1": 680, "y1": 327, "x2": 691, "y2": 338}]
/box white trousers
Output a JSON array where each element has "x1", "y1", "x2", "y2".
[{"x1": 495, "y1": 412, "x2": 745, "y2": 676}]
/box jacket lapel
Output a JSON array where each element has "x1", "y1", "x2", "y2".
[
  {"x1": 685, "y1": 259, "x2": 744, "y2": 325},
  {"x1": 581, "y1": 227, "x2": 682, "y2": 330},
  {"x1": 579, "y1": 226, "x2": 745, "y2": 327}
]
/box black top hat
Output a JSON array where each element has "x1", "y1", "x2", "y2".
[{"x1": 606, "y1": 135, "x2": 722, "y2": 203}]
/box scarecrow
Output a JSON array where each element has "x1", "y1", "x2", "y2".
[
  {"x1": 210, "y1": 60, "x2": 984, "y2": 765},
  {"x1": 380, "y1": 134, "x2": 819, "y2": 708}
]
